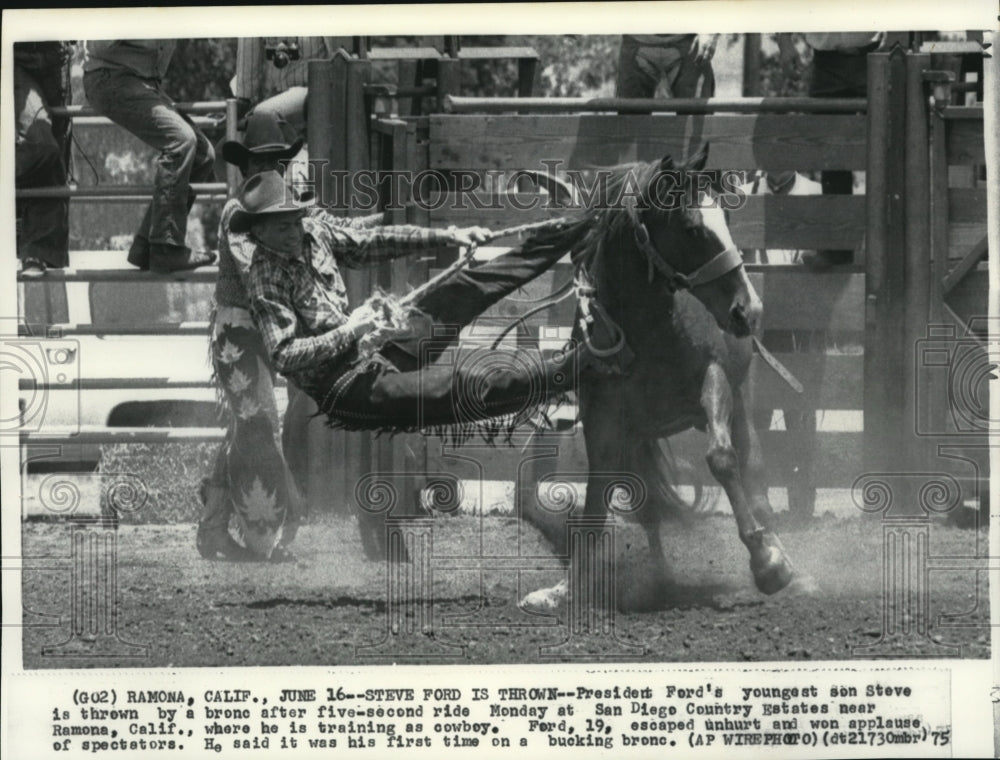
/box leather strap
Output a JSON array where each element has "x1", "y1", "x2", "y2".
[{"x1": 753, "y1": 337, "x2": 804, "y2": 394}]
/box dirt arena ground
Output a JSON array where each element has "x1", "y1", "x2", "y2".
[{"x1": 20, "y1": 513, "x2": 989, "y2": 668}]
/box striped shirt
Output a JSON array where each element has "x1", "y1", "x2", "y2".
[
  {"x1": 232, "y1": 37, "x2": 343, "y2": 103},
  {"x1": 247, "y1": 213, "x2": 452, "y2": 390}
]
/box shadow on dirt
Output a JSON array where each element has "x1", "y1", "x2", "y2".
[
  {"x1": 223, "y1": 593, "x2": 488, "y2": 612},
  {"x1": 622, "y1": 580, "x2": 764, "y2": 613}
]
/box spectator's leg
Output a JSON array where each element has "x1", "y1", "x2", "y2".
[
  {"x1": 808, "y1": 50, "x2": 868, "y2": 267},
  {"x1": 83, "y1": 69, "x2": 215, "y2": 272},
  {"x1": 250, "y1": 86, "x2": 308, "y2": 139},
  {"x1": 615, "y1": 37, "x2": 658, "y2": 98},
  {"x1": 672, "y1": 38, "x2": 716, "y2": 98},
  {"x1": 14, "y1": 65, "x2": 68, "y2": 269},
  {"x1": 130, "y1": 121, "x2": 214, "y2": 270}
]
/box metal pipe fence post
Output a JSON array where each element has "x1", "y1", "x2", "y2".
[{"x1": 224, "y1": 98, "x2": 240, "y2": 198}]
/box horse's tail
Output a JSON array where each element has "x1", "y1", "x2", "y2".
[{"x1": 640, "y1": 438, "x2": 710, "y2": 520}]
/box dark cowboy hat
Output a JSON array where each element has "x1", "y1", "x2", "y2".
[
  {"x1": 229, "y1": 170, "x2": 316, "y2": 234},
  {"x1": 222, "y1": 111, "x2": 304, "y2": 172}
]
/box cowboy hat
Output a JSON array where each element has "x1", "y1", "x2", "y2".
[
  {"x1": 222, "y1": 110, "x2": 304, "y2": 172},
  {"x1": 229, "y1": 170, "x2": 316, "y2": 234}
]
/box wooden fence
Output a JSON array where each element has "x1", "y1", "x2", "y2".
[
  {"x1": 18, "y1": 47, "x2": 989, "y2": 520},
  {"x1": 359, "y1": 48, "x2": 988, "y2": 517}
]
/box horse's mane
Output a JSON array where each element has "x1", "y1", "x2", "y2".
[{"x1": 519, "y1": 158, "x2": 665, "y2": 270}]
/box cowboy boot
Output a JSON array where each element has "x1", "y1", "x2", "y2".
[
  {"x1": 127, "y1": 206, "x2": 153, "y2": 269},
  {"x1": 196, "y1": 478, "x2": 253, "y2": 561},
  {"x1": 150, "y1": 243, "x2": 217, "y2": 275},
  {"x1": 130, "y1": 190, "x2": 203, "y2": 270}
]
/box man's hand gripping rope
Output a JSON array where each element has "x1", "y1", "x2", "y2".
[{"x1": 353, "y1": 218, "x2": 572, "y2": 365}]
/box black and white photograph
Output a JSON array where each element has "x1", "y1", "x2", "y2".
[{"x1": 2, "y1": 2, "x2": 997, "y2": 757}]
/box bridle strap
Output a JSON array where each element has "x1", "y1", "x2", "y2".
[
  {"x1": 686, "y1": 245, "x2": 744, "y2": 288},
  {"x1": 633, "y1": 218, "x2": 743, "y2": 291}
]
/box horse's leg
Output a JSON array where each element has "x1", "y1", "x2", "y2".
[
  {"x1": 701, "y1": 363, "x2": 793, "y2": 595},
  {"x1": 731, "y1": 383, "x2": 776, "y2": 530}
]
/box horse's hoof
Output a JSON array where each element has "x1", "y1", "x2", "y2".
[
  {"x1": 520, "y1": 580, "x2": 567, "y2": 612},
  {"x1": 748, "y1": 531, "x2": 794, "y2": 595}
]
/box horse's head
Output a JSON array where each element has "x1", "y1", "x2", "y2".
[{"x1": 631, "y1": 145, "x2": 761, "y2": 338}]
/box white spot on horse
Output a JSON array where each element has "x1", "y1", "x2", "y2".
[{"x1": 699, "y1": 202, "x2": 737, "y2": 253}]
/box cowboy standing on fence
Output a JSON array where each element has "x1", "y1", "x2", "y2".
[
  {"x1": 237, "y1": 171, "x2": 582, "y2": 438},
  {"x1": 83, "y1": 39, "x2": 218, "y2": 273}
]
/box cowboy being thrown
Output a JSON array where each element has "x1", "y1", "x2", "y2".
[{"x1": 239, "y1": 171, "x2": 583, "y2": 434}]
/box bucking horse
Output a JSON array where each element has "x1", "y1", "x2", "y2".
[{"x1": 505, "y1": 144, "x2": 797, "y2": 608}]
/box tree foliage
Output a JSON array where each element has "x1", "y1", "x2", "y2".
[{"x1": 163, "y1": 38, "x2": 238, "y2": 102}]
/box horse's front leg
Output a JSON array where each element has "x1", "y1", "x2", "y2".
[
  {"x1": 731, "y1": 383, "x2": 776, "y2": 529},
  {"x1": 701, "y1": 363, "x2": 793, "y2": 595}
]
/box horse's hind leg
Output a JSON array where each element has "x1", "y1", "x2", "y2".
[
  {"x1": 629, "y1": 439, "x2": 670, "y2": 577},
  {"x1": 521, "y1": 383, "x2": 625, "y2": 611},
  {"x1": 701, "y1": 363, "x2": 793, "y2": 595}
]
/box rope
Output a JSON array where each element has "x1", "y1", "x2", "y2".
[
  {"x1": 481, "y1": 216, "x2": 575, "y2": 241},
  {"x1": 352, "y1": 216, "x2": 577, "y2": 365},
  {"x1": 488, "y1": 278, "x2": 575, "y2": 349}
]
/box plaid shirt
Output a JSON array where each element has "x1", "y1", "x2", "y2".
[
  {"x1": 247, "y1": 211, "x2": 452, "y2": 390},
  {"x1": 216, "y1": 200, "x2": 384, "y2": 308}
]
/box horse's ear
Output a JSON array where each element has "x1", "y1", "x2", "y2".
[{"x1": 686, "y1": 142, "x2": 710, "y2": 171}]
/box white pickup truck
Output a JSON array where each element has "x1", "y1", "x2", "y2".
[{"x1": 16, "y1": 251, "x2": 289, "y2": 473}]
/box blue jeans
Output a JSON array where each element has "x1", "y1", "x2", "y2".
[
  {"x1": 15, "y1": 64, "x2": 68, "y2": 267},
  {"x1": 84, "y1": 68, "x2": 215, "y2": 249},
  {"x1": 615, "y1": 36, "x2": 715, "y2": 99},
  {"x1": 250, "y1": 85, "x2": 307, "y2": 137}
]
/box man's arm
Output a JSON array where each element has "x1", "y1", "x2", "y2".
[
  {"x1": 317, "y1": 218, "x2": 452, "y2": 269},
  {"x1": 311, "y1": 214, "x2": 489, "y2": 269},
  {"x1": 248, "y1": 259, "x2": 363, "y2": 373},
  {"x1": 308, "y1": 208, "x2": 386, "y2": 230}
]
